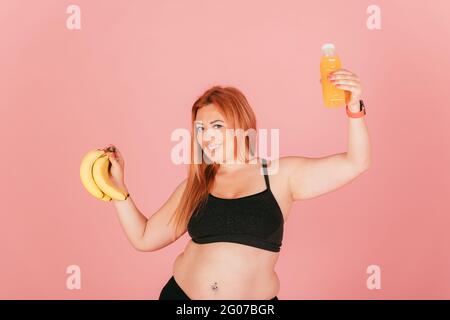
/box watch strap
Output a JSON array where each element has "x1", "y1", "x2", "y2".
[{"x1": 346, "y1": 100, "x2": 366, "y2": 118}]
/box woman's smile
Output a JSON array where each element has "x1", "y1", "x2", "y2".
[{"x1": 207, "y1": 142, "x2": 222, "y2": 151}]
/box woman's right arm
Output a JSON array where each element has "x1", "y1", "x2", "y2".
[
  {"x1": 112, "y1": 179, "x2": 187, "y2": 252},
  {"x1": 102, "y1": 144, "x2": 187, "y2": 252}
]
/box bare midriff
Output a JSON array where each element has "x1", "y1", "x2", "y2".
[{"x1": 172, "y1": 239, "x2": 280, "y2": 300}]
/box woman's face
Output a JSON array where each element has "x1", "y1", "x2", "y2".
[{"x1": 194, "y1": 104, "x2": 235, "y2": 164}]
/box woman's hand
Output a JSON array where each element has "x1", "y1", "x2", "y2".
[
  {"x1": 102, "y1": 144, "x2": 127, "y2": 190},
  {"x1": 327, "y1": 68, "x2": 363, "y2": 106}
]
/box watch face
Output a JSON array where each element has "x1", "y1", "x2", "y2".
[{"x1": 360, "y1": 100, "x2": 366, "y2": 114}]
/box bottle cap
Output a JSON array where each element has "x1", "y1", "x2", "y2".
[{"x1": 321, "y1": 43, "x2": 335, "y2": 51}]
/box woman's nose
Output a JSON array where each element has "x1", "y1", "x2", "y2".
[{"x1": 203, "y1": 129, "x2": 221, "y2": 144}]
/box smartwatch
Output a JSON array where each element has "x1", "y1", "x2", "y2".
[{"x1": 346, "y1": 99, "x2": 366, "y2": 118}]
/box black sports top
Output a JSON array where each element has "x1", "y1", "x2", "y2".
[{"x1": 187, "y1": 159, "x2": 284, "y2": 252}]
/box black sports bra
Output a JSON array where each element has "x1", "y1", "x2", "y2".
[{"x1": 187, "y1": 159, "x2": 284, "y2": 252}]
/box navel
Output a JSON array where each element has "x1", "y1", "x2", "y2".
[{"x1": 210, "y1": 281, "x2": 219, "y2": 292}]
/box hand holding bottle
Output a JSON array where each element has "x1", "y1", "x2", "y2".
[
  {"x1": 320, "y1": 43, "x2": 363, "y2": 108},
  {"x1": 327, "y1": 68, "x2": 363, "y2": 107}
]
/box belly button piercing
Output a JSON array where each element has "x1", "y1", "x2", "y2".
[{"x1": 210, "y1": 282, "x2": 218, "y2": 291}]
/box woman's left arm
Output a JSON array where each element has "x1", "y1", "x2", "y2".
[{"x1": 283, "y1": 68, "x2": 372, "y2": 201}]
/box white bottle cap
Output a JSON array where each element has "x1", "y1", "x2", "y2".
[{"x1": 321, "y1": 43, "x2": 335, "y2": 51}]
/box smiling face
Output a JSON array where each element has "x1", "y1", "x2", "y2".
[{"x1": 194, "y1": 103, "x2": 237, "y2": 164}]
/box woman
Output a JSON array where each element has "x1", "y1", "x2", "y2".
[{"x1": 105, "y1": 68, "x2": 371, "y2": 300}]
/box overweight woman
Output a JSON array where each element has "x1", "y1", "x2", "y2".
[{"x1": 104, "y1": 68, "x2": 371, "y2": 300}]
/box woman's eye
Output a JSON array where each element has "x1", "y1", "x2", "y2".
[{"x1": 196, "y1": 124, "x2": 222, "y2": 132}]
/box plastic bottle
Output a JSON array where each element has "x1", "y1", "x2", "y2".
[{"x1": 320, "y1": 43, "x2": 349, "y2": 107}]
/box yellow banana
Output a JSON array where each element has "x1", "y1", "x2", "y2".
[
  {"x1": 101, "y1": 193, "x2": 112, "y2": 201},
  {"x1": 80, "y1": 149, "x2": 111, "y2": 201},
  {"x1": 92, "y1": 153, "x2": 128, "y2": 201}
]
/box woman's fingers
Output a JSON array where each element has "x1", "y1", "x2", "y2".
[
  {"x1": 104, "y1": 145, "x2": 125, "y2": 167},
  {"x1": 329, "y1": 68, "x2": 359, "y2": 81},
  {"x1": 330, "y1": 68, "x2": 356, "y2": 76},
  {"x1": 114, "y1": 148, "x2": 123, "y2": 159},
  {"x1": 105, "y1": 150, "x2": 116, "y2": 159},
  {"x1": 331, "y1": 79, "x2": 360, "y2": 86},
  {"x1": 102, "y1": 144, "x2": 120, "y2": 157},
  {"x1": 109, "y1": 153, "x2": 118, "y2": 164},
  {"x1": 332, "y1": 82, "x2": 362, "y2": 96},
  {"x1": 334, "y1": 84, "x2": 360, "y2": 91},
  {"x1": 330, "y1": 75, "x2": 360, "y2": 81},
  {"x1": 327, "y1": 68, "x2": 363, "y2": 103},
  {"x1": 329, "y1": 69, "x2": 361, "y2": 88},
  {"x1": 102, "y1": 145, "x2": 113, "y2": 152},
  {"x1": 101, "y1": 144, "x2": 119, "y2": 163},
  {"x1": 107, "y1": 152, "x2": 123, "y2": 170},
  {"x1": 329, "y1": 75, "x2": 360, "y2": 82}
]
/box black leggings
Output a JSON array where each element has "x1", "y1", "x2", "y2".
[{"x1": 159, "y1": 276, "x2": 279, "y2": 300}]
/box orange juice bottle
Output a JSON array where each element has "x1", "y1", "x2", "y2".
[{"x1": 320, "y1": 43, "x2": 348, "y2": 107}]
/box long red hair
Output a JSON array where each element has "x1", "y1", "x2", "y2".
[{"x1": 169, "y1": 85, "x2": 258, "y2": 238}]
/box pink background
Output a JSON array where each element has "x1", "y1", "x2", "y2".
[{"x1": 1, "y1": 0, "x2": 449, "y2": 299}]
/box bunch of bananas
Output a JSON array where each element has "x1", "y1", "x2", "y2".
[{"x1": 79, "y1": 147, "x2": 129, "y2": 201}]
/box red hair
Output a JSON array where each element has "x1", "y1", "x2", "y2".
[{"x1": 169, "y1": 85, "x2": 258, "y2": 237}]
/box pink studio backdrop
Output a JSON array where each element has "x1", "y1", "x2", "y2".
[{"x1": 1, "y1": 0, "x2": 449, "y2": 299}]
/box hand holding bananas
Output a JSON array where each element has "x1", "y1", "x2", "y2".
[{"x1": 80, "y1": 144, "x2": 130, "y2": 201}]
